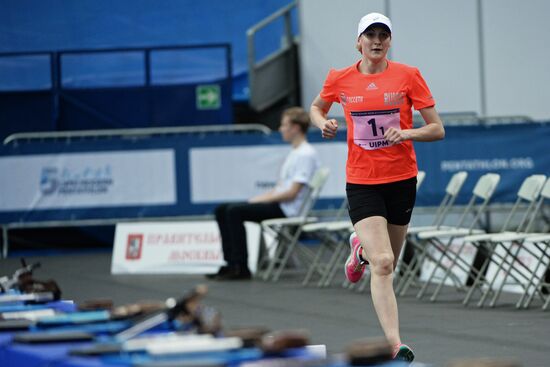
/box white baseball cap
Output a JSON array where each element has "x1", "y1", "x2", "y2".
[{"x1": 357, "y1": 12, "x2": 392, "y2": 38}]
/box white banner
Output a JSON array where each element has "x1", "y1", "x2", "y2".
[
  {"x1": 189, "y1": 142, "x2": 347, "y2": 203},
  {"x1": 0, "y1": 150, "x2": 176, "y2": 211},
  {"x1": 111, "y1": 221, "x2": 261, "y2": 275}
]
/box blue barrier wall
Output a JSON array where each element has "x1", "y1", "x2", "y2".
[
  {"x1": 0, "y1": 123, "x2": 548, "y2": 224},
  {"x1": 0, "y1": 0, "x2": 296, "y2": 100},
  {"x1": 0, "y1": 44, "x2": 234, "y2": 141},
  {"x1": 414, "y1": 123, "x2": 550, "y2": 206},
  {"x1": 1, "y1": 1, "x2": 297, "y2": 140}
]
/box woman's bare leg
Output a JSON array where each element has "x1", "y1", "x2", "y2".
[{"x1": 354, "y1": 216, "x2": 400, "y2": 346}]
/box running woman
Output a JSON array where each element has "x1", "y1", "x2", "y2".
[{"x1": 310, "y1": 12, "x2": 445, "y2": 363}]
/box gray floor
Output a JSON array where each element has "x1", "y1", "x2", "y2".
[{"x1": 1, "y1": 252, "x2": 548, "y2": 367}]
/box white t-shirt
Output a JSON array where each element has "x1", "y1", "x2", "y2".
[{"x1": 274, "y1": 141, "x2": 320, "y2": 217}]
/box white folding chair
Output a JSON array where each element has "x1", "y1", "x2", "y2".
[
  {"x1": 465, "y1": 176, "x2": 549, "y2": 308},
  {"x1": 396, "y1": 171, "x2": 468, "y2": 296},
  {"x1": 258, "y1": 167, "x2": 330, "y2": 282},
  {"x1": 414, "y1": 173, "x2": 501, "y2": 300},
  {"x1": 416, "y1": 170, "x2": 426, "y2": 191},
  {"x1": 300, "y1": 198, "x2": 354, "y2": 287},
  {"x1": 425, "y1": 174, "x2": 546, "y2": 306},
  {"x1": 521, "y1": 234, "x2": 550, "y2": 310},
  {"x1": 505, "y1": 234, "x2": 550, "y2": 310}
]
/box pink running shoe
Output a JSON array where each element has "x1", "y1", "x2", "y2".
[
  {"x1": 344, "y1": 232, "x2": 367, "y2": 283},
  {"x1": 393, "y1": 343, "x2": 415, "y2": 363}
]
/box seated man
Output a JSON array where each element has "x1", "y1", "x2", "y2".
[{"x1": 208, "y1": 107, "x2": 320, "y2": 280}]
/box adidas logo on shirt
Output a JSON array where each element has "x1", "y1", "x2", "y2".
[{"x1": 366, "y1": 82, "x2": 378, "y2": 90}]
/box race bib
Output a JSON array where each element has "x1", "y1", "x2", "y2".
[{"x1": 351, "y1": 109, "x2": 400, "y2": 150}]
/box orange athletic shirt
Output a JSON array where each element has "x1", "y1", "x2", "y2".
[{"x1": 320, "y1": 60, "x2": 435, "y2": 184}]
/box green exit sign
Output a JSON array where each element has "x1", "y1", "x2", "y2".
[{"x1": 196, "y1": 85, "x2": 221, "y2": 110}]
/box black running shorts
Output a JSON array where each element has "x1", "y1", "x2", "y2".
[{"x1": 346, "y1": 176, "x2": 417, "y2": 226}]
